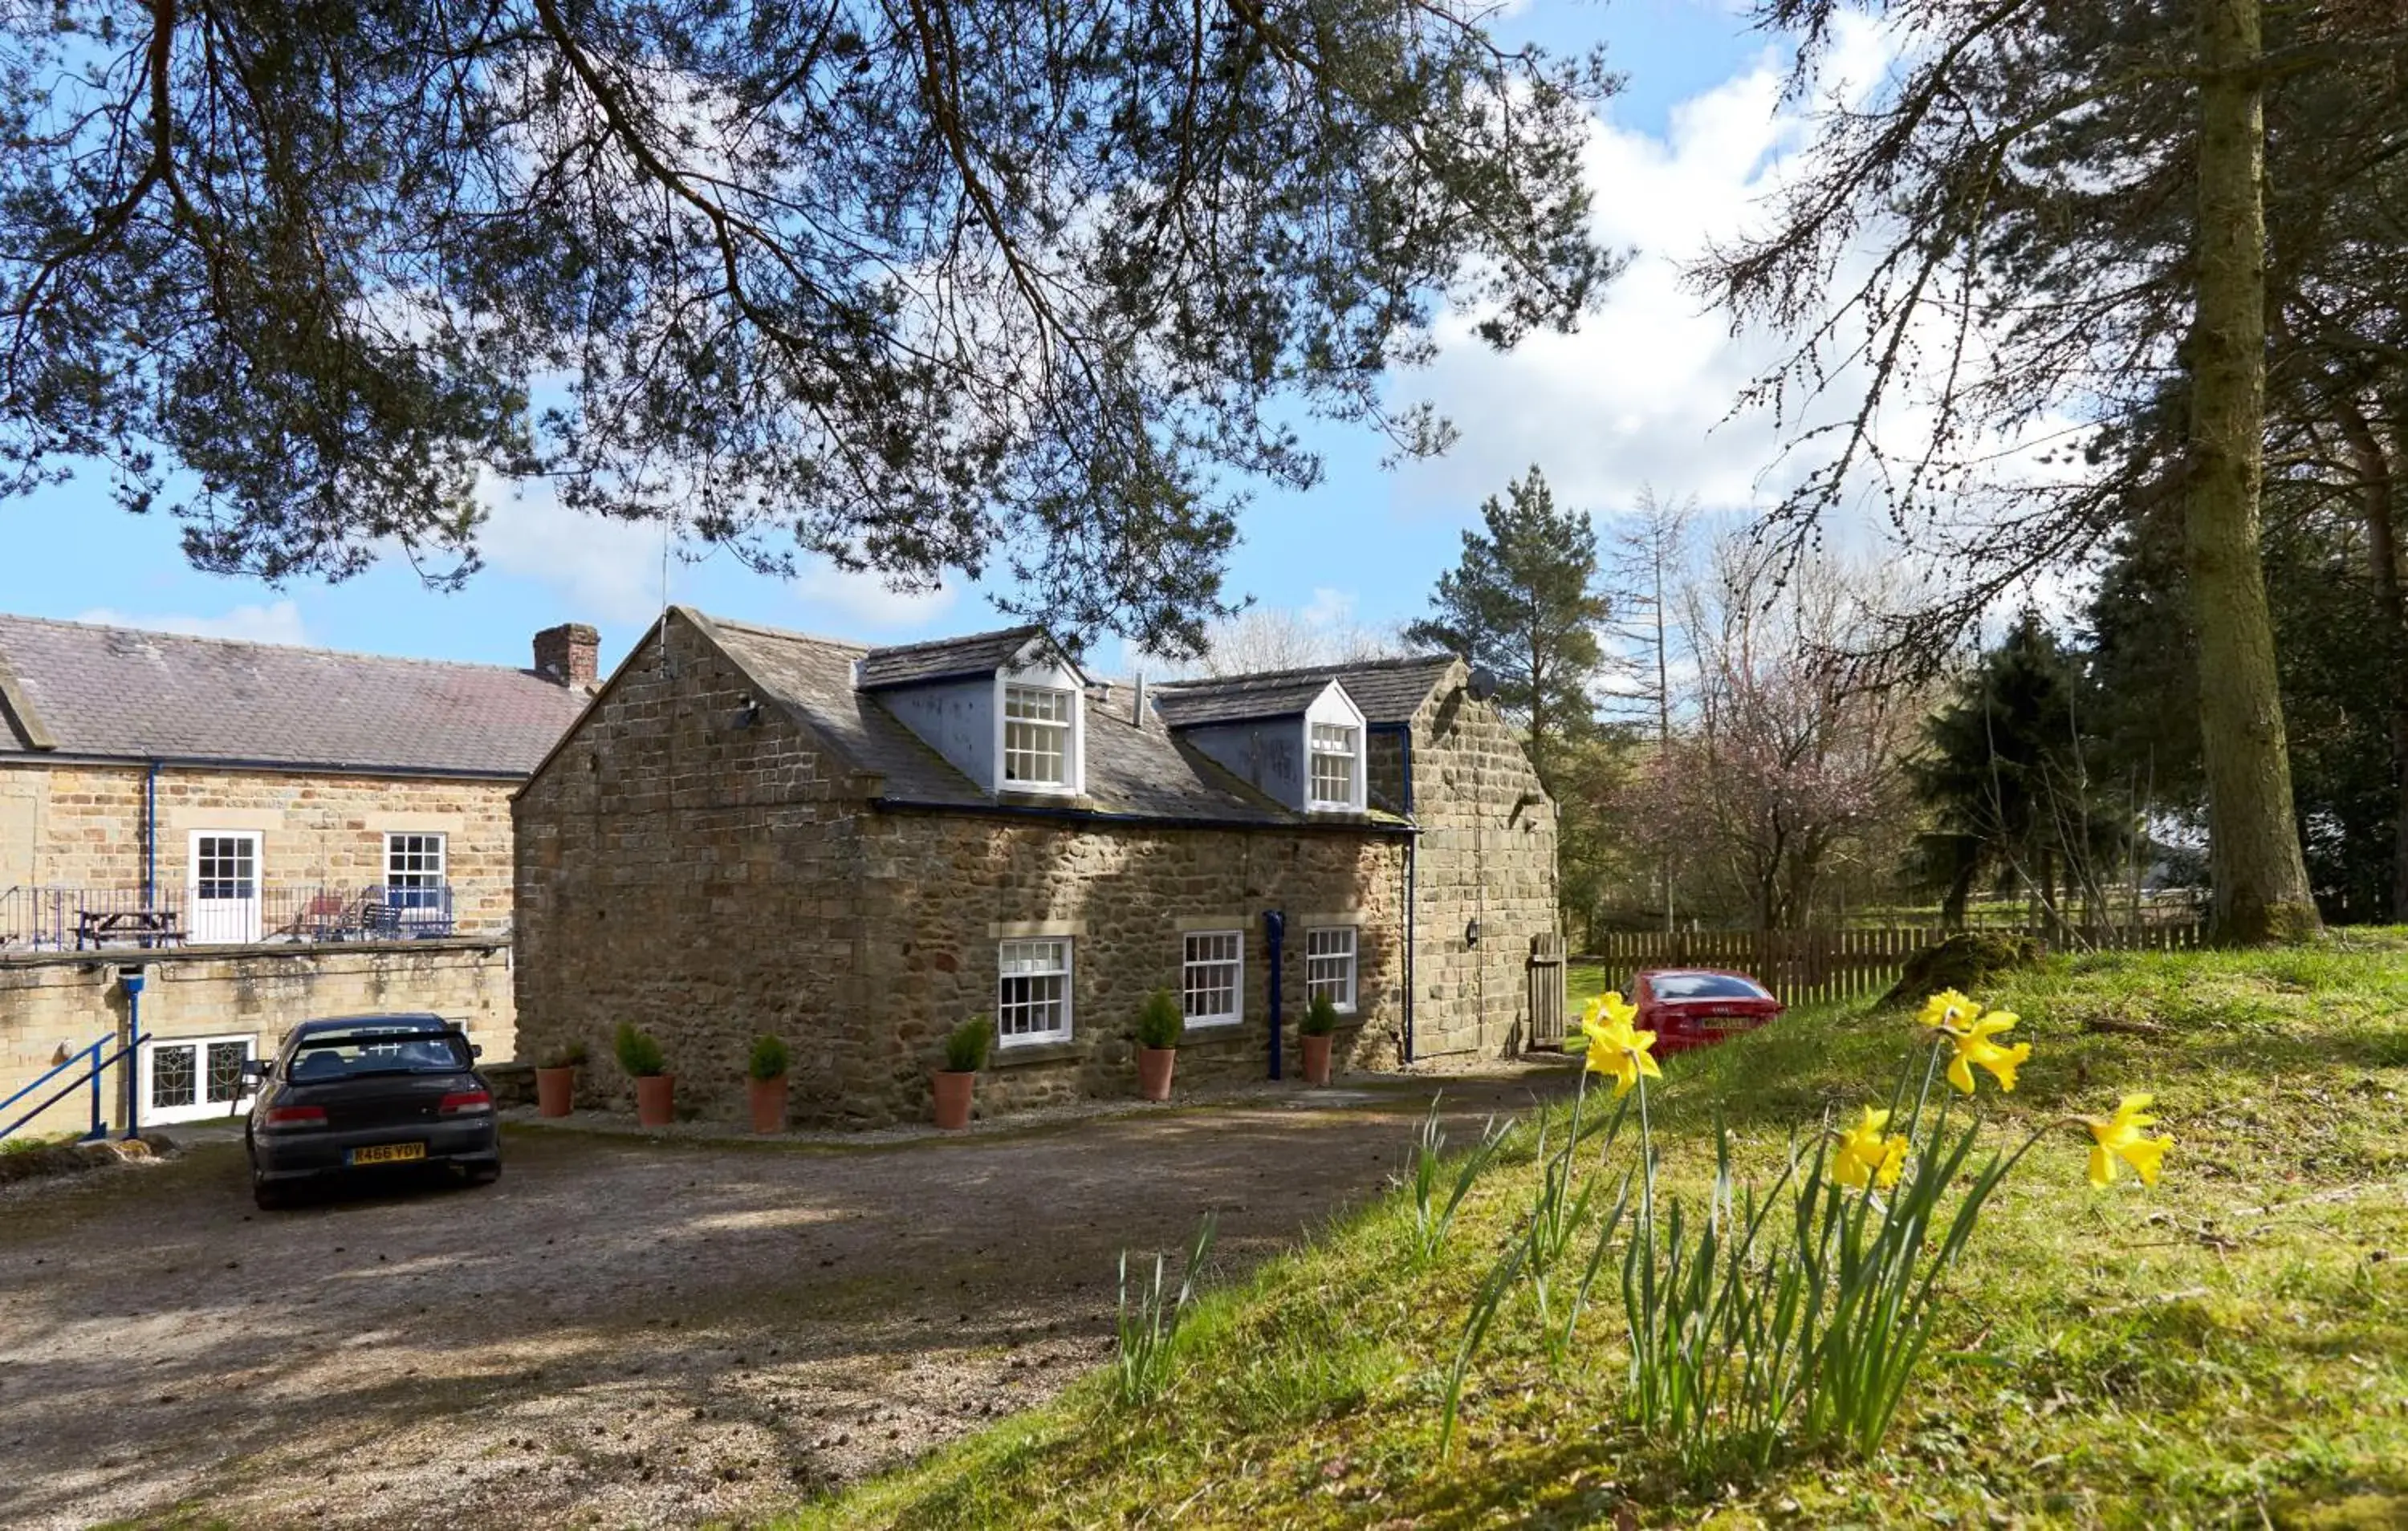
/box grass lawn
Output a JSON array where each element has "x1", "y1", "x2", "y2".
[{"x1": 784, "y1": 936, "x2": 2408, "y2": 1529}]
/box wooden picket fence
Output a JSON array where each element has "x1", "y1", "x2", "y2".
[{"x1": 1576, "y1": 922, "x2": 2206, "y2": 1009}]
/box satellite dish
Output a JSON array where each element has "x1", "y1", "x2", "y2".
[{"x1": 1466, "y1": 666, "x2": 1499, "y2": 702}]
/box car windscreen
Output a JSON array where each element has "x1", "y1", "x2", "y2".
[
  {"x1": 1651, "y1": 973, "x2": 1773, "y2": 1001},
  {"x1": 287, "y1": 1030, "x2": 470, "y2": 1081}
]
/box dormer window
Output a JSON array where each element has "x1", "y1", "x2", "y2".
[
  {"x1": 1003, "y1": 682, "x2": 1076, "y2": 790},
  {"x1": 1309, "y1": 721, "x2": 1362, "y2": 811}
]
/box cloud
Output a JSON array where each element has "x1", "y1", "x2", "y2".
[
  {"x1": 473, "y1": 474, "x2": 669, "y2": 627},
  {"x1": 1390, "y1": 12, "x2": 2030, "y2": 554},
  {"x1": 75, "y1": 599, "x2": 311, "y2": 646},
  {"x1": 1301, "y1": 587, "x2": 1358, "y2": 629},
  {"x1": 790, "y1": 557, "x2": 958, "y2": 631}
]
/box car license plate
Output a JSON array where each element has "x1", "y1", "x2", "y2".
[
  {"x1": 1699, "y1": 1011, "x2": 1749, "y2": 1029},
  {"x1": 350, "y1": 1142, "x2": 427, "y2": 1166}
]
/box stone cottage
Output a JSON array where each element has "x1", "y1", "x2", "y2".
[
  {"x1": 1, "y1": 615, "x2": 596, "y2": 1132},
  {"x1": 511, "y1": 607, "x2": 1558, "y2": 1127}
]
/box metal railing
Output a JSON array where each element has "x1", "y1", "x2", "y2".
[
  {"x1": 1, "y1": 1028, "x2": 140, "y2": 1142},
  {"x1": 0, "y1": 883, "x2": 506, "y2": 952}
]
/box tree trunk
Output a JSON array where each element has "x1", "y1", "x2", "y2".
[{"x1": 2186, "y1": 0, "x2": 2321, "y2": 944}]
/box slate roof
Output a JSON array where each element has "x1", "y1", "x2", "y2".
[
  {"x1": 690, "y1": 611, "x2": 1405, "y2": 829},
  {"x1": 853, "y1": 625, "x2": 1055, "y2": 690},
  {"x1": 0, "y1": 613, "x2": 592, "y2": 776},
  {"x1": 1147, "y1": 676, "x2": 1343, "y2": 729},
  {"x1": 1153, "y1": 654, "x2": 1460, "y2": 726}
]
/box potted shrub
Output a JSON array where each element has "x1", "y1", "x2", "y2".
[
  {"x1": 616, "y1": 1022, "x2": 673, "y2": 1127},
  {"x1": 1299, "y1": 993, "x2": 1340, "y2": 1086},
  {"x1": 1135, "y1": 989, "x2": 1184, "y2": 1102},
  {"x1": 747, "y1": 1034, "x2": 791, "y2": 1134},
  {"x1": 535, "y1": 1041, "x2": 586, "y2": 1118},
  {"x1": 934, "y1": 1015, "x2": 994, "y2": 1130}
]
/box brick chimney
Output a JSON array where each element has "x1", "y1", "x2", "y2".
[{"x1": 533, "y1": 623, "x2": 600, "y2": 688}]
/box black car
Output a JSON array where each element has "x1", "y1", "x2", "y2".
[{"x1": 243, "y1": 1013, "x2": 501, "y2": 1209}]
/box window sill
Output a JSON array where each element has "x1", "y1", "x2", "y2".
[
  {"x1": 989, "y1": 1038, "x2": 1081, "y2": 1068},
  {"x1": 1182, "y1": 1018, "x2": 1244, "y2": 1034}
]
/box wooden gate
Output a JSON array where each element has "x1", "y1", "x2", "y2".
[{"x1": 1527, "y1": 932, "x2": 1567, "y2": 1050}]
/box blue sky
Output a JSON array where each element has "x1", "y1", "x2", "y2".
[{"x1": 0, "y1": 2, "x2": 1792, "y2": 679}]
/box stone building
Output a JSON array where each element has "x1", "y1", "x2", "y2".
[
  {"x1": 512, "y1": 607, "x2": 1557, "y2": 1127},
  {"x1": 0, "y1": 615, "x2": 595, "y2": 1132}
]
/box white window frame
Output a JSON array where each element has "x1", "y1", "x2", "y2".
[
  {"x1": 1306, "y1": 926, "x2": 1358, "y2": 1014},
  {"x1": 996, "y1": 937, "x2": 1074, "y2": 1046},
  {"x1": 139, "y1": 1033, "x2": 258, "y2": 1125},
  {"x1": 1308, "y1": 723, "x2": 1361, "y2": 810},
  {"x1": 384, "y1": 831, "x2": 446, "y2": 903},
  {"x1": 1000, "y1": 682, "x2": 1076, "y2": 791},
  {"x1": 1303, "y1": 683, "x2": 1367, "y2": 813},
  {"x1": 1181, "y1": 930, "x2": 1245, "y2": 1029},
  {"x1": 187, "y1": 830, "x2": 263, "y2": 944}
]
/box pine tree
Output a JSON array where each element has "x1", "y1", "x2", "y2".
[{"x1": 1404, "y1": 466, "x2": 1611, "y2": 796}]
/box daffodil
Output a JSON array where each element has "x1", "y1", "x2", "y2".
[
  {"x1": 2083, "y1": 1093, "x2": 2174, "y2": 1188},
  {"x1": 1833, "y1": 1106, "x2": 1910, "y2": 1190},
  {"x1": 1917, "y1": 988, "x2": 1982, "y2": 1034},
  {"x1": 1944, "y1": 1010, "x2": 2032, "y2": 1095},
  {"x1": 1579, "y1": 991, "x2": 1661, "y2": 1099}
]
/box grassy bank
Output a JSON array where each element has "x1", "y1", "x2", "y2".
[{"x1": 786, "y1": 936, "x2": 2408, "y2": 1529}]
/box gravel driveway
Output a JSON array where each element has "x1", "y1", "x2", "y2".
[{"x1": 0, "y1": 1070, "x2": 1568, "y2": 1530}]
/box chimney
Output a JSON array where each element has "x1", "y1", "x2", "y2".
[{"x1": 534, "y1": 623, "x2": 600, "y2": 689}]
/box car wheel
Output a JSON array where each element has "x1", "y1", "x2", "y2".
[{"x1": 466, "y1": 1162, "x2": 502, "y2": 1187}]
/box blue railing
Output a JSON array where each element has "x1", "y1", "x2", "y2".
[{"x1": 1, "y1": 1027, "x2": 144, "y2": 1143}]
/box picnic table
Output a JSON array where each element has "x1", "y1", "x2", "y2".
[{"x1": 74, "y1": 908, "x2": 183, "y2": 949}]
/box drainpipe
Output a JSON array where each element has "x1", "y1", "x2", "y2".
[
  {"x1": 144, "y1": 760, "x2": 160, "y2": 909},
  {"x1": 1263, "y1": 909, "x2": 1286, "y2": 1081},
  {"x1": 120, "y1": 965, "x2": 145, "y2": 1140},
  {"x1": 1370, "y1": 723, "x2": 1418, "y2": 1064}
]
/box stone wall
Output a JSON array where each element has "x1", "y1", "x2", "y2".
[
  {"x1": 1405, "y1": 679, "x2": 1560, "y2": 1060},
  {"x1": 512, "y1": 615, "x2": 874, "y2": 1118},
  {"x1": 840, "y1": 814, "x2": 1407, "y2": 1127},
  {"x1": 0, "y1": 761, "x2": 519, "y2": 928},
  {"x1": 0, "y1": 940, "x2": 515, "y2": 1136},
  {"x1": 513, "y1": 613, "x2": 1412, "y2": 1129}
]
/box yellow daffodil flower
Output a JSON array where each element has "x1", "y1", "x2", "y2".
[
  {"x1": 1579, "y1": 991, "x2": 1661, "y2": 1098},
  {"x1": 2084, "y1": 1093, "x2": 2174, "y2": 1188},
  {"x1": 1917, "y1": 988, "x2": 1982, "y2": 1034},
  {"x1": 1833, "y1": 1106, "x2": 1910, "y2": 1190},
  {"x1": 1944, "y1": 1010, "x2": 2032, "y2": 1095}
]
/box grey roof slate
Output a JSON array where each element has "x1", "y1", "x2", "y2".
[
  {"x1": 692, "y1": 611, "x2": 1405, "y2": 828},
  {"x1": 1154, "y1": 654, "x2": 1460, "y2": 726},
  {"x1": 1147, "y1": 676, "x2": 1341, "y2": 729},
  {"x1": 854, "y1": 625, "x2": 1052, "y2": 690},
  {"x1": 0, "y1": 613, "x2": 592, "y2": 776}
]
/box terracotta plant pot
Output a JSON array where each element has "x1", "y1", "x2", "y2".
[
  {"x1": 748, "y1": 1076, "x2": 788, "y2": 1134},
  {"x1": 535, "y1": 1066, "x2": 576, "y2": 1118},
  {"x1": 933, "y1": 1070, "x2": 976, "y2": 1130},
  {"x1": 1137, "y1": 1046, "x2": 1178, "y2": 1102},
  {"x1": 634, "y1": 1074, "x2": 676, "y2": 1128},
  {"x1": 1300, "y1": 1034, "x2": 1334, "y2": 1087}
]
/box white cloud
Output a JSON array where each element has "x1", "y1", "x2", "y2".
[
  {"x1": 790, "y1": 557, "x2": 958, "y2": 631},
  {"x1": 474, "y1": 474, "x2": 669, "y2": 627},
  {"x1": 471, "y1": 471, "x2": 958, "y2": 635},
  {"x1": 75, "y1": 599, "x2": 311, "y2": 646},
  {"x1": 1391, "y1": 11, "x2": 2053, "y2": 561},
  {"x1": 1301, "y1": 587, "x2": 1358, "y2": 630}
]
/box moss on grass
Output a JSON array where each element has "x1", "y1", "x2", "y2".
[{"x1": 780, "y1": 933, "x2": 2408, "y2": 1529}]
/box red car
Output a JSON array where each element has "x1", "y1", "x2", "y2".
[{"x1": 1634, "y1": 969, "x2": 1784, "y2": 1055}]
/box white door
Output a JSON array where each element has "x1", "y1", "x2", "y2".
[
  {"x1": 188, "y1": 831, "x2": 262, "y2": 944},
  {"x1": 139, "y1": 1034, "x2": 258, "y2": 1125}
]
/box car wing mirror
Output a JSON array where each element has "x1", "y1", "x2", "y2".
[
  {"x1": 240, "y1": 1058, "x2": 271, "y2": 1083},
  {"x1": 470, "y1": 1044, "x2": 484, "y2": 1059}
]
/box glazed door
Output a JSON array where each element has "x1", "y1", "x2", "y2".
[{"x1": 188, "y1": 831, "x2": 262, "y2": 944}]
